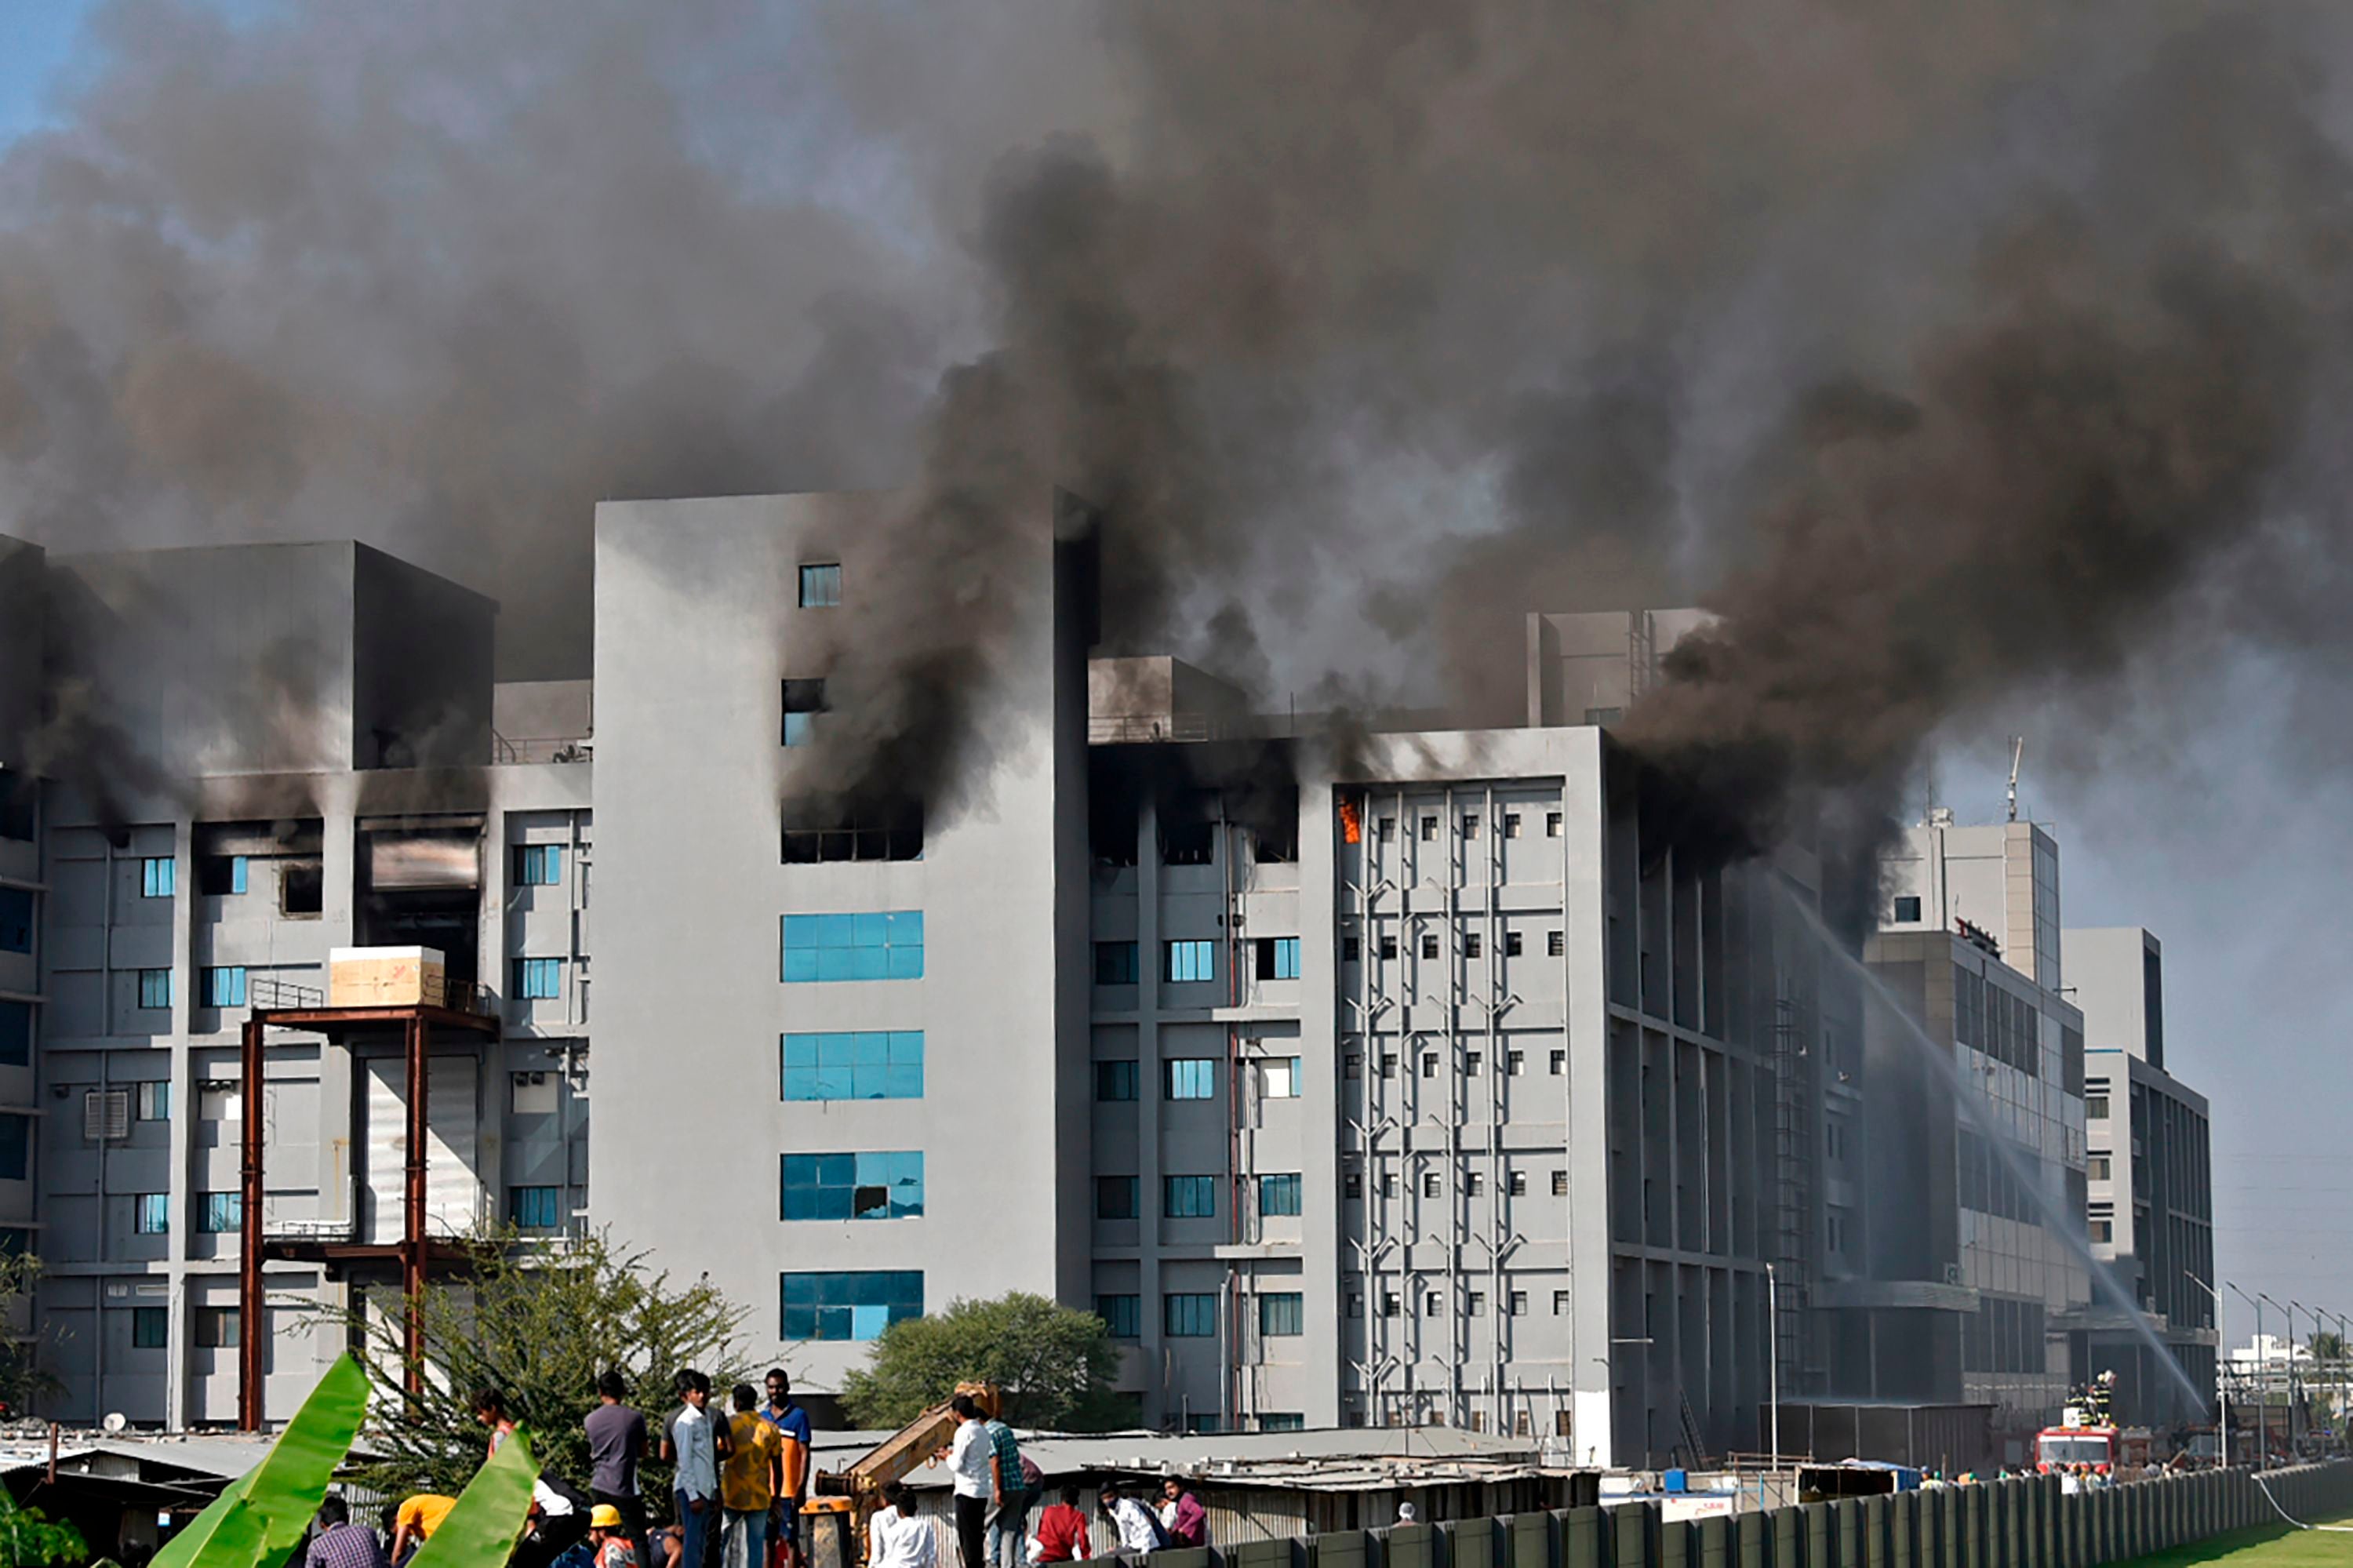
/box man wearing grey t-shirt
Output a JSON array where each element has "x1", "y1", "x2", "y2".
[{"x1": 586, "y1": 1370, "x2": 650, "y2": 1568}]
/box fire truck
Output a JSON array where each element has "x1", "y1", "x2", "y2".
[{"x1": 2035, "y1": 1373, "x2": 2155, "y2": 1475}]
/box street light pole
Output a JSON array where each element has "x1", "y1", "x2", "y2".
[
  {"x1": 2261, "y1": 1293, "x2": 2290, "y2": 1462},
  {"x1": 2186, "y1": 1271, "x2": 2226, "y2": 1471},
  {"x1": 2293, "y1": 1301, "x2": 2314, "y2": 1456},
  {"x1": 2228, "y1": 1282, "x2": 2264, "y2": 1469},
  {"x1": 1767, "y1": 1263, "x2": 1781, "y2": 1482}
]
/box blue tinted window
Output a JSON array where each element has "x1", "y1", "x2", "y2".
[
  {"x1": 515, "y1": 958, "x2": 562, "y2": 999},
  {"x1": 1259, "y1": 1173, "x2": 1303, "y2": 1217},
  {"x1": 0, "y1": 1001, "x2": 28, "y2": 1067},
  {"x1": 137, "y1": 970, "x2": 173, "y2": 1010},
  {"x1": 1260, "y1": 1293, "x2": 1304, "y2": 1336},
  {"x1": 780, "y1": 910, "x2": 923, "y2": 983},
  {"x1": 781, "y1": 681, "x2": 827, "y2": 747},
  {"x1": 781, "y1": 1151, "x2": 924, "y2": 1221},
  {"x1": 798, "y1": 565, "x2": 842, "y2": 608},
  {"x1": 198, "y1": 1192, "x2": 242, "y2": 1233},
  {"x1": 781, "y1": 1031, "x2": 923, "y2": 1101},
  {"x1": 201, "y1": 966, "x2": 246, "y2": 1008},
  {"x1": 1163, "y1": 940, "x2": 1213, "y2": 984},
  {"x1": 0, "y1": 889, "x2": 30, "y2": 955},
  {"x1": 1096, "y1": 1294, "x2": 1140, "y2": 1340},
  {"x1": 514, "y1": 846, "x2": 563, "y2": 886},
  {"x1": 1163, "y1": 1175, "x2": 1217, "y2": 1218},
  {"x1": 511, "y1": 1185, "x2": 562, "y2": 1228},
  {"x1": 780, "y1": 1270, "x2": 922, "y2": 1341},
  {"x1": 0, "y1": 1115, "x2": 27, "y2": 1181},
  {"x1": 135, "y1": 1194, "x2": 169, "y2": 1235},
  {"x1": 1094, "y1": 1060, "x2": 1137, "y2": 1102},
  {"x1": 142, "y1": 858, "x2": 175, "y2": 898},
  {"x1": 1272, "y1": 937, "x2": 1300, "y2": 980},
  {"x1": 1164, "y1": 1059, "x2": 1217, "y2": 1100},
  {"x1": 1260, "y1": 1413, "x2": 1305, "y2": 1432},
  {"x1": 1164, "y1": 1293, "x2": 1218, "y2": 1337},
  {"x1": 1093, "y1": 942, "x2": 1139, "y2": 984}
]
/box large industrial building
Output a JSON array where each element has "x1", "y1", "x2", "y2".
[
  {"x1": 0, "y1": 497, "x2": 2208, "y2": 1461},
  {"x1": 2064, "y1": 926, "x2": 2217, "y2": 1426}
]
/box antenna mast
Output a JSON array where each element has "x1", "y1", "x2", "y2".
[{"x1": 2006, "y1": 736, "x2": 2024, "y2": 823}]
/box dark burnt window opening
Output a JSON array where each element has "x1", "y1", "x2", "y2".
[
  {"x1": 780, "y1": 802, "x2": 923, "y2": 864},
  {"x1": 1160, "y1": 820, "x2": 1214, "y2": 866},
  {"x1": 1090, "y1": 796, "x2": 1138, "y2": 868},
  {"x1": 279, "y1": 861, "x2": 324, "y2": 917},
  {"x1": 0, "y1": 774, "x2": 33, "y2": 842}
]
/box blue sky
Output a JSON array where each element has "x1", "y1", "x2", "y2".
[{"x1": 0, "y1": 0, "x2": 92, "y2": 144}]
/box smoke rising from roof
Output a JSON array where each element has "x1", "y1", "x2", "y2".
[{"x1": 4, "y1": 3, "x2": 2351, "y2": 849}]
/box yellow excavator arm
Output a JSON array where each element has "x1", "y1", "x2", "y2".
[{"x1": 802, "y1": 1383, "x2": 1002, "y2": 1568}]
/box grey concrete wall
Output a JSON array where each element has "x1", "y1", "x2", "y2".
[
  {"x1": 590, "y1": 490, "x2": 1088, "y2": 1393},
  {"x1": 2060, "y1": 930, "x2": 2158, "y2": 1068},
  {"x1": 43, "y1": 543, "x2": 363, "y2": 781},
  {"x1": 0, "y1": 533, "x2": 44, "y2": 770},
  {"x1": 351, "y1": 544, "x2": 496, "y2": 769}
]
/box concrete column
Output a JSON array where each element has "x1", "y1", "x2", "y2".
[
  {"x1": 1136, "y1": 792, "x2": 1164, "y2": 1424},
  {"x1": 163, "y1": 813, "x2": 194, "y2": 1429}
]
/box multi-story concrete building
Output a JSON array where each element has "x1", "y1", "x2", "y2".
[
  {"x1": 1, "y1": 503, "x2": 1958, "y2": 1463},
  {"x1": 2064, "y1": 926, "x2": 2216, "y2": 1427},
  {"x1": 586, "y1": 510, "x2": 1846, "y2": 1464},
  {"x1": 1, "y1": 535, "x2": 590, "y2": 1426},
  {"x1": 1859, "y1": 814, "x2": 2093, "y2": 1455}
]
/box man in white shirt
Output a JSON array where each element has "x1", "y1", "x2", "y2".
[
  {"x1": 1098, "y1": 1486, "x2": 1162, "y2": 1555},
  {"x1": 940, "y1": 1395, "x2": 993, "y2": 1568},
  {"x1": 868, "y1": 1483, "x2": 936, "y2": 1568},
  {"x1": 664, "y1": 1372, "x2": 720, "y2": 1568}
]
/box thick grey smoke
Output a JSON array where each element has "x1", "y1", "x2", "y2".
[
  {"x1": 5, "y1": 2, "x2": 2351, "y2": 839},
  {"x1": 1619, "y1": 16, "x2": 2353, "y2": 919}
]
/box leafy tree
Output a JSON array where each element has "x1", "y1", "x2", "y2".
[
  {"x1": 0, "y1": 1251, "x2": 59, "y2": 1420},
  {"x1": 839, "y1": 1293, "x2": 1121, "y2": 1431},
  {"x1": 0, "y1": 1485, "x2": 86, "y2": 1568},
  {"x1": 330, "y1": 1228, "x2": 752, "y2": 1499}
]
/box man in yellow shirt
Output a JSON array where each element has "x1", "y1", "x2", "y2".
[
  {"x1": 390, "y1": 1494, "x2": 457, "y2": 1566},
  {"x1": 721, "y1": 1384, "x2": 784, "y2": 1568}
]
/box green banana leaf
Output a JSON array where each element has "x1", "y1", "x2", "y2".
[
  {"x1": 408, "y1": 1428, "x2": 537, "y2": 1568},
  {"x1": 153, "y1": 1352, "x2": 372, "y2": 1568}
]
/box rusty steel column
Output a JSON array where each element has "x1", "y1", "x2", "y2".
[
  {"x1": 238, "y1": 1013, "x2": 267, "y2": 1431},
  {"x1": 402, "y1": 1014, "x2": 428, "y2": 1395}
]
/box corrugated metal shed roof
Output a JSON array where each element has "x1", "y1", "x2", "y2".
[{"x1": 816, "y1": 1426, "x2": 1551, "y2": 1494}]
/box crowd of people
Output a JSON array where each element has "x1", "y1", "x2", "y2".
[
  {"x1": 915, "y1": 1393, "x2": 1212, "y2": 1566},
  {"x1": 299, "y1": 1372, "x2": 1234, "y2": 1568},
  {"x1": 311, "y1": 1369, "x2": 815, "y2": 1568}
]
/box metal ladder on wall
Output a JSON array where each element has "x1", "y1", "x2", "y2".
[
  {"x1": 1770, "y1": 993, "x2": 1816, "y2": 1397},
  {"x1": 1677, "y1": 1386, "x2": 1707, "y2": 1465}
]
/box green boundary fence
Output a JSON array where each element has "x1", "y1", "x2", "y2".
[{"x1": 1141, "y1": 1462, "x2": 2353, "y2": 1568}]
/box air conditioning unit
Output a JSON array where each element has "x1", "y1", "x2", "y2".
[
  {"x1": 83, "y1": 1090, "x2": 129, "y2": 1142},
  {"x1": 1944, "y1": 1264, "x2": 1966, "y2": 1286}
]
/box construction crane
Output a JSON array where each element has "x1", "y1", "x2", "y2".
[{"x1": 802, "y1": 1382, "x2": 1001, "y2": 1568}]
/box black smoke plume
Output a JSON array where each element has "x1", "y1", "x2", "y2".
[{"x1": 4, "y1": 2, "x2": 2351, "y2": 851}]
